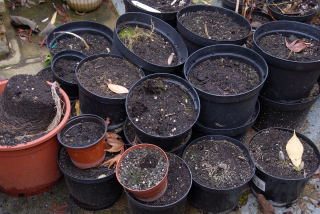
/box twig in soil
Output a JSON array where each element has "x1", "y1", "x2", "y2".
[
  {"x1": 47, "y1": 82, "x2": 63, "y2": 132},
  {"x1": 204, "y1": 23, "x2": 211, "y2": 39},
  {"x1": 167, "y1": 53, "x2": 175, "y2": 65},
  {"x1": 54, "y1": 31, "x2": 90, "y2": 50}
]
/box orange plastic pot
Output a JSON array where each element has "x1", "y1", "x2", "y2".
[
  {"x1": 0, "y1": 80, "x2": 71, "y2": 196},
  {"x1": 116, "y1": 144, "x2": 169, "y2": 202},
  {"x1": 57, "y1": 114, "x2": 107, "y2": 169}
]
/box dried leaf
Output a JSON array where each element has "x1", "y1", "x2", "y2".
[
  {"x1": 285, "y1": 39, "x2": 311, "y2": 53},
  {"x1": 167, "y1": 53, "x2": 175, "y2": 65},
  {"x1": 286, "y1": 130, "x2": 304, "y2": 169},
  {"x1": 11, "y1": 16, "x2": 39, "y2": 32},
  {"x1": 97, "y1": 174, "x2": 107, "y2": 179},
  {"x1": 257, "y1": 194, "x2": 275, "y2": 214},
  {"x1": 101, "y1": 153, "x2": 122, "y2": 169},
  {"x1": 75, "y1": 100, "x2": 80, "y2": 116},
  {"x1": 106, "y1": 132, "x2": 122, "y2": 139},
  {"x1": 251, "y1": 21, "x2": 262, "y2": 28},
  {"x1": 107, "y1": 83, "x2": 129, "y2": 94},
  {"x1": 106, "y1": 138, "x2": 124, "y2": 153}
]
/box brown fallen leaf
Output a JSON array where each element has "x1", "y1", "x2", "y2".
[
  {"x1": 285, "y1": 39, "x2": 312, "y2": 53},
  {"x1": 105, "y1": 138, "x2": 124, "y2": 153},
  {"x1": 257, "y1": 194, "x2": 275, "y2": 214},
  {"x1": 106, "y1": 132, "x2": 122, "y2": 139},
  {"x1": 11, "y1": 16, "x2": 39, "y2": 32},
  {"x1": 286, "y1": 130, "x2": 304, "y2": 170},
  {"x1": 251, "y1": 21, "x2": 262, "y2": 28},
  {"x1": 107, "y1": 83, "x2": 129, "y2": 94},
  {"x1": 101, "y1": 153, "x2": 122, "y2": 169}
]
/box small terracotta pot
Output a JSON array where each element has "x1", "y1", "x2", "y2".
[
  {"x1": 66, "y1": 0, "x2": 103, "y2": 12},
  {"x1": 116, "y1": 144, "x2": 169, "y2": 202},
  {"x1": 58, "y1": 114, "x2": 107, "y2": 169}
]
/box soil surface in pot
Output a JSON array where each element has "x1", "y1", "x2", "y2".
[
  {"x1": 269, "y1": 0, "x2": 319, "y2": 16},
  {"x1": 59, "y1": 149, "x2": 115, "y2": 180},
  {"x1": 118, "y1": 147, "x2": 168, "y2": 190},
  {"x1": 188, "y1": 57, "x2": 260, "y2": 95},
  {"x1": 77, "y1": 56, "x2": 142, "y2": 98},
  {"x1": 249, "y1": 129, "x2": 319, "y2": 179},
  {"x1": 184, "y1": 139, "x2": 252, "y2": 189},
  {"x1": 51, "y1": 33, "x2": 111, "y2": 56},
  {"x1": 127, "y1": 77, "x2": 196, "y2": 136},
  {"x1": 62, "y1": 121, "x2": 105, "y2": 147},
  {"x1": 249, "y1": 12, "x2": 272, "y2": 28},
  {"x1": 130, "y1": 0, "x2": 188, "y2": 12},
  {"x1": 0, "y1": 75, "x2": 56, "y2": 146},
  {"x1": 118, "y1": 25, "x2": 178, "y2": 66},
  {"x1": 36, "y1": 68, "x2": 54, "y2": 82},
  {"x1": 257, "y1": 33, "x2": 320, "y2": 62},
  {"x1": 54, "y1": 57, "x2": 81, "y2": 84},
  {"x1": 179, "y1": 11, "x2": 250, "y2": 41}
]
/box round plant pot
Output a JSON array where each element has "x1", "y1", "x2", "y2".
[
  {"x1": 51, "y1": 50, "x2": 87, "y2": 100},
  {"x1": 116, "y1": 144, "x2": 169, "y2": 202},
  {"x1": 66, "y1": 0, "x2": 103, "y2": 12},
  {"x1": 126, "y1": 153, "x2": 192, "y2": 214},
  {"x1": 36, "y1": 66, "x2": 54, "y2": 82},
  {"x1": 184, "y1": 44, "x2": 268, "y2": 129},
  {"x1": 183, "y1": 135, "x2": 255, "y2": 213},
  {"x1": 249, "y1": 9, "x2": 273, "y2": 30},
  {"x1": 249, "y1": 127, "x2": 320, "y2": 206},
  {"x1": 57, "y1": 114, "x2": 107, "y2": 169},
  {"x1": 0, "y1": 80, "x2": 71, "y2": 196},
  {"x1": 124, "y1": 0, "x2": 191, "y2": 27},
  {"x1": 112, "y1": 12, "x2": 188, "y2": 75},
  {"x1": 253, "y1": 21, "x2": 320, "y2": 101},
  {"x1": 76, "y1": 54, "x2": 144, "y2": 130},
  {"x1": 125, "y1": 73, "x2": 200, "y2": 151},
  {"x1": 176, "y1": 5, "x2": 252, "y2": 54},
  {"x1": 267, "y1": 0, "x2": 318, "y2": 22}
]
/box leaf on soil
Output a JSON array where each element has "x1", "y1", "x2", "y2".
[
  {"x1": 101, "y1": 153, "x2": 122, "y2": 169},
  {"x1": 286, "y1": 130, "x2": 304, "y2": 170},
  {"x1": 106, "y1": 132, "x2": 122, "y2": 139},
  {"x1": 285, "y1": 39, "x2": 311, "y2": 53},
  {"x1": 97, "y1": 174, "x2": 107, "y2": 179},
  {"x1": 251, "y1": 21, "x2": 262, "y2": 28},
  {"x1": 11, "y1": 16, "x2": 39, "y2": 32},
  {"x1": 106, "y1": 138, "x2": 124, "y2": 153},
  {"x1": 167, "y1": 53, "x2": 175, "y2": 65},
  {"x1": 257, "y1": 194, "x2": 275, "y2": 214},
  {"x1": 107, "y1": 83, "x2": 129, "y2": 94}
]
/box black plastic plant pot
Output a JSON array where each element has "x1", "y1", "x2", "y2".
[
  {"x1": 253, "y1": 21, "x2": 320, "y2": 101},
  {"x1": 36, "y1": 66, "x2": 54, "y2": 82},
  {"x1": 176, "y1": 5, "x2": 252, "y2": 54},
  {"x1": 123, "y1": 0, "x2": 191, "y2": 27},
  {"x1": 250, "y1": 9, "x2": 274, "y2": 30},
  {"x1": 249, "y1": 127, "x2": 320, "y2": 206},
  {"x1": 112, "y1": 12, "x2": 188, "y2": 75},
  {"x1": 267, "y1": 0, "x2": 318, "y2": 22},
  {"x1": 184, "y1": 44, "x2": 268, "y2": 129},
  {"x1": 52, "y1": 50, "x2": 87, "y2": 100},
  {"x1": 76, "y1": 54, "x2": 144, "y2": 130},
  {"x1": 182, "y1": 135, "x2": 255, "y2": 213},
  {"x1": 125, "y1": 73, "x2": 200, "y2": 152}
]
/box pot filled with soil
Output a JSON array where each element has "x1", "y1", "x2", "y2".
[
  {"x1": 249, "y1": 128, "x2": 320, "y2": 206},
  {"x1": 253, "y1": 21, "x2": 320, "y2": 101},
  {"x1": 76, "y1": 54, "x2": 144, "y2": 129},
  {"x1": 0, "y1": 75, "x2": 71, "y2": 196},
  {"x1": 177, "y1": 5, "x2": 251, "y2": 53},
  {"x1": 116, "y1": 144, "x2": 169, "y2": 201},
  {"x1": 124, "y1": 0, "x2": 191, "y2": 27},
  {"x1": 183, "y1": 135, "x2": 255, "y2": 213},
  {"x1": 58, "y1": 114, "x2": 107, "y2": 169},
  {"x1": 112, "y1": 12, "x2": 188, "y2": 75},
  {"x1": 58, "y1": 148, "x2": 123, "y2": 210},
  {"x1": 184, "y1": 44, "x2": 268, "y2": 129},
  {"x1": 52, "y1": 50, "x2": 87, "y2": 100},
  {"x1": 36, "y1": 66, "x2": 54, "y2": 82},
  {"x1": 267, "y1": 0, "x2": 319, "y2": 22},
  {"x1": 126, "y1": 73, "x2": 200, "y2": 151},
  {"x1": 126, "y1": 152, "x2": 192, "y2": 214},
  {"x1": 247, "y1": 9, "x2": 274, "y2": 30}
]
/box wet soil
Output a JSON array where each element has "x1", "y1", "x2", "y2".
[
  {"x1": 51, "y1": 33, "x2": 111, "y2": 56},
  {"x1": 59, "y1": 148, "x2": 115, "y2": 180},
  {"x1": 269, "y1": 0, "x2": 319, "y2": 16},
  {"x1": 179, "y1": 11, "x2": 250, "y2": 41},
  {"x1": 36, "y1": 67, "x2": 54, "y2": 82},
  {"x1": 258, "y1": 33, "x2": 320, "y2": 62},
  {"x1": 188, "y1": 57, "x2": 260, "y2": 95},
  {"x1": 118, "y1": 25, "x2": 178, "y2": 66},
  {"x1": 183, "y1": 139, "x2": 252, "y2": 189},
  {"x1": 127, "y1": 77, "x2": 196, "y2": 136},
  {"x1": 118, "y1": 147, "x2": 168, "y2": 190},
  {"x1": 132, "y1": 0, "x2": 188, "y2": 12},
  {"x1": 54, "y1": 57, "x2": 81, "y2": 84},
  {"x1": 249, "y1": 129, "x2": 319, "y2": 179},
  {"x1": 77, "y1": 56, "x2": 142, "y2": 98},
  {"x1": 62, "y1": 121, "x2": 105, "y2": 147}
]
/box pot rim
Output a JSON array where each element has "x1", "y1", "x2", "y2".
[{"x1": 0, "y1": 80, "x2": 71, "y2": 151}]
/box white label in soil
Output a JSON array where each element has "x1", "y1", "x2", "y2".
[{"x1": 252, "y1": 175, "x2": 266, "y2": 192}]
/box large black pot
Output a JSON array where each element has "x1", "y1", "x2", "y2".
[
  {"x1": 253, "y1": 21, "x2": 320, "y2": 101},
  {"x1": 184, "y1": 44, "x2": 268, "y2": 129},
  {"x1": 112, "y1": 12, "x2": 188, "y2": 75},
  {"x1": 177, "y1": 5, "x2": 252, "y2": 54}
]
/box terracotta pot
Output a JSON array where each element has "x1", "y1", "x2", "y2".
[
  {"x1": 66, "y1": 0, "x2": 103, "y2": 12},
  {"x1": 57, "y1": 114, "x2": 107, "y2": 169},
  {"x1": 116, "y1": 144, "x2": 169, "y2": 202},
  {"x1": 0, "y1": 80, "x2": 71, "y2": 196}
]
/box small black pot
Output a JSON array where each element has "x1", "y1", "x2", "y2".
[
  {"x1": 184, "y1": 44, "x2": 268, "y2": 129},
  {"x1": 112, "y1": 12, "x2": 188, "y2": 75},
  {"x1": 52, "y1": 50, "x2": 87, "y2": 100},
  {"x1": 249, "y1": 127, "x2": 320, "y2": 206},
  {"x1": 183, "y1": 135, "x2": 255, "y2": 213},
  {"x1": 253, "y1": 21, "x2": 320, "y2": 101},
  {"x1": 267, "y1": 0, "x2": 318, "y2": 23},
  {"x1": 36, "y1": 66, "x2": 54, "y2": 82},
  {"x1": 125, "y1": 73, "x2": 200, "y2": 152},
  {"x1": 176, "y1": 5, "x2": 252, "y2": 54},
  {"x1": 76, "y1": 54, "x2": 144, "y2": 130},
  {"x1": 123, "y1": 0, "x2": 191, "y2": 27}
]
